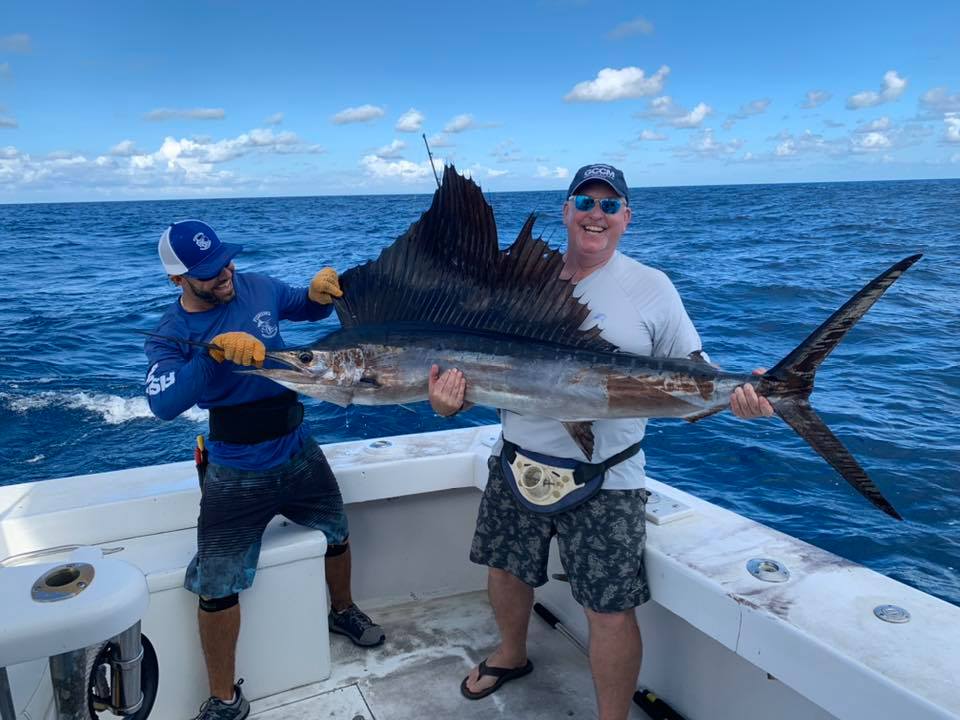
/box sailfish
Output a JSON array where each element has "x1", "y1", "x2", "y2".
[{"x1": 156, "y1": 166, "x2": 922, "y2": 519}]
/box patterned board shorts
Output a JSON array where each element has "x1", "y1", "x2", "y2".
[
  {"x1": 184, "y1": 437, "x2": 348, "y2": 599},
  {"x1": 470, "y1": 455, "x2": 650, "y2": 613}
]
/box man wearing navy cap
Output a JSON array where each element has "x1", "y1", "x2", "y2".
[
  {"x1": 430, "y1": 165, "x2": 772, "y2": 719},
  {"x1": 145, "y1": 220, "x2": 385, "y2": 720}
]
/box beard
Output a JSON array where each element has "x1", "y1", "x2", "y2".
[{"x1": 185, "y1": 277, "x2": 234, "y2": 305}]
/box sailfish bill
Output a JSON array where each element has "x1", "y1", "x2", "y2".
[{"x1": 157, "y1": 166, "x2": 920, "y2": 519}]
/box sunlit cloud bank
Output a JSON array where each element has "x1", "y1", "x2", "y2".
[{"x1": 0, "y1": 128, "x2": 325, "y2": 199}]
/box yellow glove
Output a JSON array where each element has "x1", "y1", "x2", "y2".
[
  {"x1": 209, "y1": 332, "x2": 266, "y2": 367},
  {"x1": 309, "y1": 267, "x2": 343, "y2": 304}
]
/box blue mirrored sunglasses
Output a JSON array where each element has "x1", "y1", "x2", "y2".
[{"x1": 569, "y1": 195, "x2": 624, "y2": 214}]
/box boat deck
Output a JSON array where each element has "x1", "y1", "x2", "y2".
[{"x1": 249, "y1": 590, "x2": 648, "y2": 719}]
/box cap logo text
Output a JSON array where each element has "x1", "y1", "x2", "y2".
[{"x1": 584, "y1": 165, "x2": 615, "y2": 180}]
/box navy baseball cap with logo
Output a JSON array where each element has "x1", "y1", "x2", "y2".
[
  {"x1": 158, "y1": 220, "x2": 243, "y2": 280},
  {"x1": 566, "y1": 164, "x2": 630, "y2": 203}
]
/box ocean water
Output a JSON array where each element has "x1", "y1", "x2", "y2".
[{"x1": 1, "y1": 179, "x2": 958, "y2": 606}]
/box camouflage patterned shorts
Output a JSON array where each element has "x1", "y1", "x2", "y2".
[{"x1": 470, "y1": 455, "x2": 650, "y2": 613}]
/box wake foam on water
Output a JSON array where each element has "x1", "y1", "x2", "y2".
[{"x1": 0, "y1": 391, "x2": 208, "y2": 424}]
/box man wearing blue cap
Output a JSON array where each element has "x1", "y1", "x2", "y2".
[
  {"x1": 144, "y1": 220, "x2": 385, "y2": 720},
  {"x1": 430, "y1": 165, "x2": 772, "y2": 720}
]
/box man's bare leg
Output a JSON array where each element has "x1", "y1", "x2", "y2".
[
  {"x1": 463, "y1": 567, "x2": 534, "y2": 694},
  {"x1": 586, "y1": 607, "x2": 642, "y2": 720},
  {"x1": 198, "y1": 603, "x2": 240, "y2": 701},
  {"x1": 326, "y1": 543, "x2": 353, "y2": 612}
]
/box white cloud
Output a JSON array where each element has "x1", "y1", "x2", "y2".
[
  {"x1": 644, "y1": 96, "x2": 680, "y2": 118},
  {"x1": 150, "y1": 128, "x2": 319, "y2": 164},
  {"x1": 395, "y1": 108, "x2": 424, "y2": 132},
  {"x1": 462, "y1": 164, "x2": 509, "y2": 180},
  {"x1": 920, "y1": 87, "x2": 960, "y2": 116},
  {"x1": 264, "y1": 112, "x2": 284, "y2": 126},
  {"x1": 608, "y1": 17, "x2": 654, "y2": 39},
  {"x1": 331, "y1": 104, "x2": 385, "y2": 125},
  {"x1": 0, "y1": 126, "x2": 327, "y2": 198},
  {"x1": 945, "y1": 113, "x2": 960, "y2": 143},
  {"x1": 0, "y1": 34, "x2": 31, "y2": 53},
  {"x1": 444, "y1": 114, "x2": 476, "y2": 133},
  {"x1": 536, "y1": 166, "x2": 569, "y2": 179},
  {"x1": 672, "y1": 102, "x2": 712, "y2": 128},
  {"x1": 638, "y1": 96, "x2": 711, "y2": 128},
  {"x1": 564, "y1": 65, "x2": 670, "y2": 102},
  {"x1": 723, "y1": 98, "x2": 771, "y2": 129},
  {"x1": 769, "y1": 130, "x2": 835, "y2": 158},
  {"x1": 110, "y1": 140, "x2": 139, "y2": 156},
  {"x1": 145, "y1": 108, "x2": 226, "y2": 121},
  {"x1": 766, "y1": 121, "x2": 929, "y2": 159},
  {"x1": 846, "y1": 70, "x2": 908, "y2": 110},
  {"x1": 426, "y1": 133, "x2": 454, "y2": 148},
  {"x1": 361, "y1": 154, "x2": 441, "y2": 182},
  {"x1": 374, "y1": 139, "x2": 407, "y2": 158},
  {"x1": 675, "y1": 129, "x2": 743, "y2": 159},
  {"x1": 801, "y1": 90, "x2": 832, "y2": 109},
  {"x1": 639, "y1": 129, "x2": 667, "y2": 141},
  {"x1": 775, "y1": 140, "x2": 796, "y2": 157},
  {"x1": 740, "y1": 98, "x2": 771, "y2": 116},
  {"x1": 0, "y1": 115, "x2": 17, "y2": 129},
  {"x1": 855, "y1": 117, "x2": 891, "y2": 133},
  {"x1": 852, "y1": 131, "x2": 892, "y2": 151},
  {"x1": 437, "y1": 114, "x2": 498, "y2": 134},
  {"x1": 0, "y1": 63, "x2": 11, "y2": 80}
]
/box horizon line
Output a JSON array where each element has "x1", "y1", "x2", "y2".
[{"x1": 1, "y1": 175, "x2": 957, "y2": 207}]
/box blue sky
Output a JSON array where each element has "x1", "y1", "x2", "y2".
[{"x1": 1, "y1": 1, "x2": 958, "y2": 203}]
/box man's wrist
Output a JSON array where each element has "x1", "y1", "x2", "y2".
[{"x1": 436, "y1": 401, "x2": 465, "y2": 418}]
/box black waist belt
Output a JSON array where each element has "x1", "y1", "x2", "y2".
[
  {"x1": 208, "y1": 390, "x2": 304, "y2": 445},
  {"x1": 500, "y1": 439, "x2": 642, "y2": 486}
]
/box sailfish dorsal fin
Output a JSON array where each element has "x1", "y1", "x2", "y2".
[{"x1": 333, "y1": 165, "x2": 617, "y2": 352}]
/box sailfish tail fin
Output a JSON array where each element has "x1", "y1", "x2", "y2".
[
  {"x1": 757, "y1": 254, "x2": 922, "y2": 520},
  {"x1": 774, "y1": 399, "x2": 902, "y2": 519}
]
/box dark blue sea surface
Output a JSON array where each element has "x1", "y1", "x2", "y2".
[{"x1": 1, "y1": 179, "x2": 958, "y2": 605}]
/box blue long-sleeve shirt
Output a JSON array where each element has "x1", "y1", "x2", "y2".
[{"x1": 144, "y1": 271, "x2": 332, "y2": 469}]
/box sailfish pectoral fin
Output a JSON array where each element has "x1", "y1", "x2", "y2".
[
  {"x1": 774, "y1": 399, "x2": 902, "y2": 520},
  {"x1": 685, "y1": 406, "x2": 725, "y2": 423},
  {"x1": 562, "y1": 421, "x2": 595, "y2": 460},
  {"x1": 321, "y1": 387, "x2": 355, "y2": 408}
]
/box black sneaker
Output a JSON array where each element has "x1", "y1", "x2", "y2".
[
  {"x1": 193, "y1": 680, "x2": 250, "y2": 720},
  {"x1": 329, "y1": 604, "x2": 385, "y2": 647}
]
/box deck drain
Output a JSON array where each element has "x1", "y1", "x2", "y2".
[{"x1": 746, "y1": 558, "x2": 790, "y2": 583}]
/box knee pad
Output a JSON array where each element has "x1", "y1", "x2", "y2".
[
  {"x1": 325, "y1": 541, "x2": 349, "y2": 557},
  {"x1": 199, "y1": 593, "x2": 239, "y2": 613}
]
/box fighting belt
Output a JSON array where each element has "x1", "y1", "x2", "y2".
[
  {"x1": 500, "y1": 439, "x2": 641, "y2": 515},
  {"x1": 208, "y1": 390, "x2": 304, "y2": 444}
]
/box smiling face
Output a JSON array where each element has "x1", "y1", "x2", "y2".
[
  {"x1": 561, "y1": 180, "x2": 632, "y2": 278},
  {"x1": 175, "y1": 262, "x2": 237, "y2": 310}
]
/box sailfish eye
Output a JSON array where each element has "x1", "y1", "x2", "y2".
[{"x1": 297, "y1": 351, "x2": 314, "y2": 364}]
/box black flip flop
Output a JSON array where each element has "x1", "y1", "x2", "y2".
[{"x1": 460, "y1": 658, "x2": 534, "y2": 700}]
